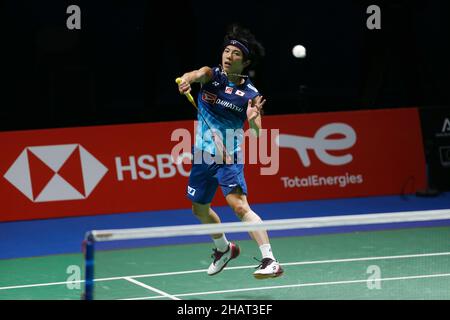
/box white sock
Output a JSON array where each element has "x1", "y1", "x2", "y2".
[
  {"x1": 213, "y1": 234, "x2": 229, "y2": 252},
  {"x1": 259, "y1": 244, "x2": 275, "y2": 260}
]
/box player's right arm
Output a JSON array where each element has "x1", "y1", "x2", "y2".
[{"x1": 177, "y1": 66, "x2": 213, "y2": 94}]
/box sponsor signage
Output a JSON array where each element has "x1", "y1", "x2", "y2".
[
  {"x1": 0, "y1": 108, "x2": 426, "y2": 221},
  {"x1": 419, "y1": 106, "x2": 450, "y2": 191},
  {"x1": 244, "y1": 108, "x2": 426, "y2": 201}
]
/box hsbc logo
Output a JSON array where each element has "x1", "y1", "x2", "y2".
[{"x1": 3, "y1": 144, "x2": 108, "y2": 202}]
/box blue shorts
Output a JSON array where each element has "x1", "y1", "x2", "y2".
[{"x1": 187, "y1": 149, "x2": 248, "y2": 204}]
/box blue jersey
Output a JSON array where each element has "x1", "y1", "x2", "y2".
[{"x1": 195, "y1": 67, "x2": 260, "y2": 155}]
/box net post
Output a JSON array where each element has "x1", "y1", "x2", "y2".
[{"x1": 82, "y1": 231, "x2": 95, "y2": 300}]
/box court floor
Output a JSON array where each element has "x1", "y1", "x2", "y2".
[{"x1": 1, "y1": 224, "x2": 449, "y2": 300}]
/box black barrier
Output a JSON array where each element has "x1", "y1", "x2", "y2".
[{"x1": 419, "y1": 106, "x2": 450, "y2": 192}]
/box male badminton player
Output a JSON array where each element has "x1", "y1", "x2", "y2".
[{"x1": 176, "y1": 24, "x2": 283, "y2": 279}]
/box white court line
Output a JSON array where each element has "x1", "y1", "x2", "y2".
[
  {"x1": 121, "y1": 273, "x2": 450, "y2": 300},
  {"x1": 123, "y1": 277, "x2": 181, "y2": 301},
  {"x1": 1, "y1": 251, "x2": 450, "y2": 291}
]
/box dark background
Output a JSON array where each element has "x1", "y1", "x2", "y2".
[{"x1": 1, "y1": 0, "x2": 449, "y2": 131}]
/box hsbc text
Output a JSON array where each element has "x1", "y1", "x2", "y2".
[{"x1": 115, "y1": 154, "x2": 190, "y2": 181}]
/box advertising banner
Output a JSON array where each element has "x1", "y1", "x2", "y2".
[
  {"x1": 419, "y1": 106, "x2": 450, "y2": 191},
  {"x1": 0, "y1": 108, "x2": 426, "y2": 221}
]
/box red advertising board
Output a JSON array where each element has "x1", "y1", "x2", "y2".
[
  {"x1": 0, "y1": 108, "x2": 426, "y2": 222},
  {"x1": 245, "y1": 108, "x2": 426, "y2": 202}
]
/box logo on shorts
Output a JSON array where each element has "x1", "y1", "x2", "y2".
[
  {"x1": 3, "y1": 144, "x2": 108, "y2": 202},
  {"x1": 187, "y1": 186, "x2": 196, "y2": 196}
]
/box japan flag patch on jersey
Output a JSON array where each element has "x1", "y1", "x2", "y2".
[{"x1": 235, "y1": 90, "x2": 245, "y2": 97}]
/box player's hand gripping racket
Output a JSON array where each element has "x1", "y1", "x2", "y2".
[
  {"x1": 175, "y1": 78, "x2": 198, "y2": 109},
  {"x1": 175, "y1": 77, "x2": 232, "y2": 164}
]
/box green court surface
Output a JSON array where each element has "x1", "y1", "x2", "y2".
[{"x1": 1, "y1": 225, "x2": 450, "y2": 300}]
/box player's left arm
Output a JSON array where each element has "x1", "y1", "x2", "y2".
[{"x1": 247, "y1": 95, "x2": 266, "y2": 137}]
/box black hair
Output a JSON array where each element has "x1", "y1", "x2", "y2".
[{"x1": 223, "y1": 23, "x2": 265, "y2": 69}]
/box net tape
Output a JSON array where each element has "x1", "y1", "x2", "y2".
[{"x1": 88, "y1": 209, "x2": 450, "y2": 242}]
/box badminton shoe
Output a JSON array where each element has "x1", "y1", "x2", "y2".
[
  {"x1": 253, "y1": 258, "x2": 284, "y2": 279},
  {"x1": 207, "y1": 242, "x2": 240, "y2": 276}
]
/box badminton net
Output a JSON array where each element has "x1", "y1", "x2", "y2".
[{"x1": 82, "y1": 209, "x2": 450, "y2": 300}]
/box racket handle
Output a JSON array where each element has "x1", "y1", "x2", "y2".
[{"x1": 175, "y1": 77, "x2": 198, "y2": 109}]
